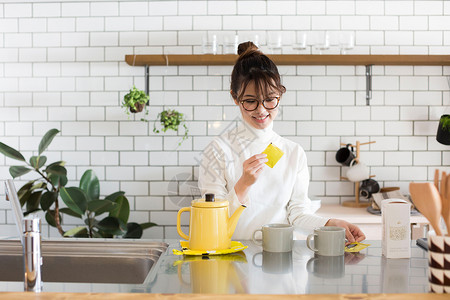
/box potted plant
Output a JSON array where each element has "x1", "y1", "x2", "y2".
[
  {"x1": 122, "y1": 86, "x2": 149, "y2": 117},
  {"x1": 153, "y1": 109, "x2": 189, "y2": 145},
  {"x1": 436, "y1": 114, "x2": 450, "y2": 145},
  {"x1": 0, "y1": 129, "x2": 157, "y2": 238}
]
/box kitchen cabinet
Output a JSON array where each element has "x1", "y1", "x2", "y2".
[{"x1": 316, "y1": 204, "x2": 429, "y2": 240}]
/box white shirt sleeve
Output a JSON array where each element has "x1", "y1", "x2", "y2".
[
  {"x1": 287, "y1": 147, "x2": 329, "y2": 233},
  {"x1": 198, "y1": 140, "x2": 249, "y2": 214}
]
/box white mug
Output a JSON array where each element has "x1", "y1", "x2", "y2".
[{"x1": 346, "y1": 159, "x2": 370, "y2": 182}]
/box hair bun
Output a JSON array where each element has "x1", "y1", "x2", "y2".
[{"x1": 237, "y1": 41, "x2": 260, "y2": 56}]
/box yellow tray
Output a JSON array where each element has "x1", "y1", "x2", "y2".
[{"x1": 173, "y1": 241, "x2": 247, "y2": 256}]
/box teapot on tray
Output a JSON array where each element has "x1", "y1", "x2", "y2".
[{"x1": 176, "y1": 193, "x2": 246, "y2": 251}]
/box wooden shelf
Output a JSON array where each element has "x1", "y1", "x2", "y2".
[{"x1": 125, "y1": 54, "x2": 450, "y2": 66}]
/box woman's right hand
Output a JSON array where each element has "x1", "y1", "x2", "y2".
[{"x1": 234, "y1": 154, "x2": 268, "y2": 202}]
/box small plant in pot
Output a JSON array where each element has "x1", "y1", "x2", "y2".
[
  {"x1": 436, "y1": 114, "x2": 450, "y2": 145},
  {"x1": 153, "y1": 109, "x2": 189, "y2": 146},
  {"x1": 122, "y1": 86, "x2": 149, "y2": 118}
]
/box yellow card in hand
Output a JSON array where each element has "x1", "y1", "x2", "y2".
[
  {"x1": 345, "y1": 242, "x2": 370, "y2": 253},
  {"x1": 262, "y1": 143, "x2": 284, "y2": 168}
]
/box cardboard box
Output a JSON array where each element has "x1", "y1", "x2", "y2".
[{"x1": 381, "y1": 199, "x2": 411, "y2": 258}]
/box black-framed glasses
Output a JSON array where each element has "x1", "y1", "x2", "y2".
[{"x1": 239, "y1": 97, "x2": 280, "y2": 111}]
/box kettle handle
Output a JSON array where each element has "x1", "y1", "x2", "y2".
[{"x1": 177, "y1": 207, "x2": 190, "y2": 240}]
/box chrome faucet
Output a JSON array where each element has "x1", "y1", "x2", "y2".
[{"x1": 23, "y1": 216, "x2": 43, "y2": 292}]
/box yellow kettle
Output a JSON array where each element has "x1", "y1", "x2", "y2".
[{"x1": 176, "y1": 193, "x2": 246, "y2": 251}]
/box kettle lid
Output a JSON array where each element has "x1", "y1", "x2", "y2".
[{"x1": 192, "y1": 193, "x2": 228, "y2": 208}]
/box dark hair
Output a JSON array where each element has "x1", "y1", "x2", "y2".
[{"x1": 230, "y1": 41, "x2": 286, "y2": 101}]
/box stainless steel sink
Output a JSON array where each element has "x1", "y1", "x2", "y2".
[{"x1": 0, "y1": 239, "x2": 168, "y2": 284}]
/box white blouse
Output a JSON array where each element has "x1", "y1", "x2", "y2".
[{"x1": 198, "y1": 119, "x2": 329, "y2": 240}]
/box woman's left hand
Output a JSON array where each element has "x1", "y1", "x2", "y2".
[{"x1": 325, "y1": 218, "x2": 366, "y2": 244}]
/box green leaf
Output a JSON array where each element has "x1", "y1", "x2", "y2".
[
  {"x1": 0, "y1": 142, "x2": 25, "y2": 162},
  {"x1": 74, "y1": 228, "x2": 89, "y2": 238},
  {"x1": 23, "y1": 208, "x2": 40, "y2": 217},
  {"x1": 38, "y1": 129, "x2": 60, "y2": 155},
  {"x1": 104, "y1": 191, "x2": 125, "y2": 201},
  {"x1": 45, "y1": 210, "x2": 61, "y2": 228},
  {"x1": 19, "y1": 189, "x2": 31, "y2": 207},
  {"x1": 95, "y1": 216, "x2": 123, "y2": 235},
  {"x1": 60, "y1": 187, "x2": 87, "y2": 216},
  {"x1": 63, "y1": 226, "x2": 87, "y2": 237},
  {"x1": 123, "y1": 222, "x2": 143, "y2": 239},
  {"x1": 49, "y1": 174, "x2": 68, "y2": 188},
  {"x1": 30, "y1": 156, "x2": 47, "y2": 170},
  {"x1": 79, "y1": 170, "x2": 100, "y2": 201},
  {"x1": 40, "y1": 191, "x2": 57, "y2": 211},
  {"x1": 9, "y1": 166, "x2": 33, "y2": 178},
  {"x1": 47, "y1": 161, "x2": 66, "y2": 168},
  {"x1": 118, "y1": 218, "x2": 127, "y2": 232},
  {"x1": 91, "y1": 230, "x2": 104, "y2": 238},
  {"x1": 17, "y1": 180, "x2": 35, "y2": 197},
  {"x1": 59, "y1": 207, "x2": 82, "y2": 219},
  {"x1": 139, "y1": 222, "x2": 158, "y2": 230},
  {"x1": 87, "y1": 200, "x2": 115, "y2": 216},
  {"x1": 26, "y1": 191, "x2": 42, "y2": 212},
  {"x1": 45, "y1": 165, "x2": 67, "y2": 176},
  {"x1": 109, "y1": 195, "x2": 130, "y2": 224}
]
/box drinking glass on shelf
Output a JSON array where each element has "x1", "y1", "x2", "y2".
[
  {"x1": 223, "y1": 34, "x2": 239, "y2": 55},
  {"x1": 339, "y1": 32, "x2": 355, "y2": 55},
  {"x1": 267, "y1": 31, "x2": 283, "y2": 54},
  {"x1": 202, "y1": 34, "x2": 218, "y2": 55},
  {"x1": 314, "y1": 31, "x2": 330, "y2": 55},
  {"x1": 292, "y1": 31, "x2": 309, "y2": 53}
]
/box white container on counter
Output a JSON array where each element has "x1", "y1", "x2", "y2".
[{"x1": 381, "y1": 199, "x2": 411, "y2": 259}]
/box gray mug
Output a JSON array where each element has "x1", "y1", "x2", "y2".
[
  {"x1": 252, "y1": 223, "x2": 294, "y2": 253},
  {"x1": 306, "y1": 226, "x2": 345, "y2": 256}
]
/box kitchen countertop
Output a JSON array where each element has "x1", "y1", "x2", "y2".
[
  {"x1": 151, "y1": 240, "x2": 430, "y2": 295},
  {"x1": 316, "y1": 204, "x2": 428, "y2": 224},
  {"x1": 0, "y1": 239, "x2": 437, "y2": 297}
]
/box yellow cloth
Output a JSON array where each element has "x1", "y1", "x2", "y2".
[
  {"x1": 173, "y1": 241, "x2": 247, "y2": 256},
  {"x1": 262, "y1": 143, "x2": 284, "y2": 168}
]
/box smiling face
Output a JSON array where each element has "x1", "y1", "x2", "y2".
[{"x1": 233, "y1": 81, "x2": 280, "y2": 130}]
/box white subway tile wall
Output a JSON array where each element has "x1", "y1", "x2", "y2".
[{"x1": 0, "y1": 0, "x2": 449, "y2": 239}]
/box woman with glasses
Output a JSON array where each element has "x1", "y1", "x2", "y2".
[{"x1": 198, "y1": 42, "x2": 365, "y2": 243}]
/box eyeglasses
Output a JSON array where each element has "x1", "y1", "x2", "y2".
[{"x1": 239, "y1": 97, "x2": 280, "y2": 111}]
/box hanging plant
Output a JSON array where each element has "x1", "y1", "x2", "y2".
[
  {"x1": 436, "y1": 114, "x2": 450, "y2": 145},
  {"x1": 153, "y1": 109, "x2": 189, "y2": 145},
  {"x1": 122, "y1": 86, "x2": 149, "y2": 120}
]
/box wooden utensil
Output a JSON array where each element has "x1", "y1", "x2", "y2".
[
  {"x1": 443, "y1": 173, "x2": 450, "y2": 236},
  {"x1": 434, "y1": 169, "x2": 440, "y2": 190},
  {"x1": 409, "y1": 182, "x2": 442, "y2": 236}
]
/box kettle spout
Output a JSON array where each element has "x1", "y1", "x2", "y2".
[{"x1": 227, "y1": 205, "x2": 246, "y2": 239}]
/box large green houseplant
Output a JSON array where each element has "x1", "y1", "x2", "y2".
[{"x1": 0, "y1": 129, "x2": 156, "y2": 238}]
